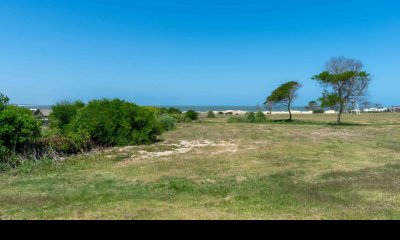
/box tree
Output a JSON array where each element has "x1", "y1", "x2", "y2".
[
  {"x1": 0, "y1": 93, "x2": 10, "y2": 112},
  {"x1": 312, "y1": 57, "x2": 371, "y2": 125},
  {"x1": 265, "y1": 81, "x2": 301, "y2": 121}
]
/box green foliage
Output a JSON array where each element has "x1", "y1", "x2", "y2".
[
  {"x1": 206, "y1": 110, "x2": 216, "y2": 118},
  {"x1": 157, "y1": 114, "x2": 177, "y2": 131},
  {"x1": 245, "y1": 112, "x2": 256, "y2": 122},
  {"x1": 266, "y1": 81, "x2": 301, "y2": 121},
  {"x1": 69, "y1": 99, "x2": 162, "y2": 146},
  {"x1": 318, "y1": 92, "x2": 343, "y2": 109},
  {"x1": 37, "y1": 129, "x2": 91, "y2": 154},
  {"x1": 312, "y1": 57, "x2": 371, "y2": 125},
  {"x1": 160, "y1": 107, "x2": 182, "y2": 115},
  {"x1": 0, "y1": 93, "x2": 10, "y2": 112},
  {"x1": 185, "y1": 110, "x2": 199, "y2": 120},
  {"x1": 266, "y1": 81, "x2": 301, "y2": 106},
  {"x1": 255, "y1": 111, "x2": 267, "y2": 122},
  {"x1": 228, "y1": 112, "x2": 267, "y2": 124},
  {"x1": 0, "y1": 106, "x2": 41, "y2": 153},
  {"x1": 50, "y1": 100, "x2": 85, "y2": 132},
  {"x1": 313, "y1": 109, "x2": 325, "y2": 114}
]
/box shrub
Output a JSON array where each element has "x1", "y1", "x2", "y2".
[
  {"x1": 313, "y1": 109, "x2": 325, "y2": 114},
  {"x1": 245, "y1": 112, "x2": 256, "y2": 122},
  {"x1": 218, "y1": 112, "x2": 224, "y2": 115},
  {"x1": 50, "y1": 100, "x2": 85, "y2": 132},
  {"x1": 177, "y1": 114, "x2": 193, "y2": 123},
  {"x1": 255, "y1": 111, "x2": 267, "y2": 122},
  {"x1": 206, "y1": 110, "x2": 216, "y2": 118},
  {"x1": 0, "y1": 106, "x2": 41, "y2": 153},
  {"x1": 185, "y1": 110, "x2": 199, "y2": 120},
  {"x1": 225, "y1": 112, "x2": 233, "y2": 115},
  {"x1": 36, "y1": 130, "x2": 91, "y2": 154},
  {"x1": 69, "y1": 99, "x2": 162, "y2": 146},
  {"x1": 163, "y1": 107, "x2": 182, "y2": 115},
  {"x1": 157, "y1": 114, "x2": 177, "y2": 131},
  {"x1": 0, "y1": 93, "x2": 10, "y2": 112}
]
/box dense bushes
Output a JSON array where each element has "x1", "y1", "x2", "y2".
[
  {"x1": 0, "y1": 94, "x2": 172, "y2": 169},
  {"x1": 0, "y1": 106, "x2": 41, "y2": 154},
  {"x1": 313, "y1": 109, "x2": 325, "y2": 114},
  {"x1": 255, "y1": 111, "x2": 267, "y2": 122},
  {"x1": 50, "y1": 100, "x2": 85, "y2": 132},
  {"x1": 157, "y1": 114, "x2": 177, "y2": 131},
  {"x1": 227, "y1": 111, "x2": 267, "y2": 123},
  {"x1": 185, "y1": 110, "x2": 199, "y2": 120},
  {"x1": 69, "y1": 99, "x2": 162, "y2": 146}
]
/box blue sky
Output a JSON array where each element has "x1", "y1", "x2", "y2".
[{"x1": 1, "y1": 0, "x2": 400, "y2": 106}]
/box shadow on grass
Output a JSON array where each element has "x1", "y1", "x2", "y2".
[{"x1": 263, "y1": 119, "x2": 365, "y2": 127}]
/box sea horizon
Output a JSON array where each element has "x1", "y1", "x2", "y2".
[{"x1": 17, "y1": 104, "x2": 310, "y2": 112}]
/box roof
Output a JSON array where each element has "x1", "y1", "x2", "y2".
[{"x1": 34, "y1": 109, "x2": 52, "y2": 117}]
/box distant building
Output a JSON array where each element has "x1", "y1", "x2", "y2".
[
  {"x1": 363, "y1": 108, "x2": 388, "y2": 113},
  {"x1": 33, "y1": 109, "x2": 52, "y2": 125},
  {"x1": 387, "y1": 106, "x2": 400, "y2": 112}
]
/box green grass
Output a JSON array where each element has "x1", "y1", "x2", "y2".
[{"x1": 1, "y1": 113, "x2": 400, "y2": 219}]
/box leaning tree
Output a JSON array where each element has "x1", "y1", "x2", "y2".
[
  {"x1": 265, "y1": 81, "x2": 301, "y2": 121},
  {"x1": 312, "y1": 57, "x2": 371, "y2": 125}
]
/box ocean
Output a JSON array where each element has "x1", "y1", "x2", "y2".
[{"x1": 19, "y1": 104, "x2": 307, "y2": 112}]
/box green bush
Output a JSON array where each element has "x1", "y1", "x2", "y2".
[
  {"x1": 0, "y1": 106, "x2": 41, "y2": 153},
  {"x1": 255, "y1": 111, "x2": 267, "y2": 122},
  {"x1": 177, "y1": 114, "x2": 193, "y2": 123},
  {"x1": 160, "y1": 107, "x2": 182, "y2": 115},
  {"x1": 245, "y1": 112, "x2": 256, "y2": 122},
  {"x1": 0, "y1": 93, "x2": 10, "y2": 112},
  {"x1": 206, "y1": 110, "x2": 216, "y2": 118},
  {"x1": 50, "y1": 100, "x2": 85, "y2": 132},
  {"x1": 69, "y1": 99, "x2": 162, "y2": 146},
  {"x1": 37, "y1": 130, "x2": 91, "y2": 154},
  {"x1": 313, "y1": 109, "x2": 325, "y2": 114},
  {"x1": 228, "y1": 112, "x2": 267, "y2": 124},
  {"x1": 157, "y1": 114, "x2": 177, "y2": 131},
  {"x1": 185, "y1": 110, "x2": 199, "y2": 120}
]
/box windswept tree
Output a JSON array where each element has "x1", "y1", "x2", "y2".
[
  {"x1": 265, "y1": 81, "x2": 301, "y2": 121},
  {"x1": 312, "y1": 57, "x2": 371, "y2": 125}
]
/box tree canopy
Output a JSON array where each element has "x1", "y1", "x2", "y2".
[
  {"x1": 312, "y1": 57, "x2": 371, "y2": 125},
  {"x1": 265, "y1": 81, "x2": 301, "y2": 121}
]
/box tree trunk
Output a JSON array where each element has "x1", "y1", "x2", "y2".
[
  {"x1": 288, "y1": 105, "x2": 292, "y2": 121},
  {"x1": 336, "y1": 103, "x2": 344, "y2": 125}
]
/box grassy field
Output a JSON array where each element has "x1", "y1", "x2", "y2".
[{"x1": 1, "y1": 113, "x2": 400, "y2": 219}]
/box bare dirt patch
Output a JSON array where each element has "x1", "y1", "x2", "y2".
[{"x1": 115, "y1": 140, "x2": 238, "y2": 168}]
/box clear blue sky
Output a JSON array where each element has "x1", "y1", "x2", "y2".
[{"x1": 1, "y1": 0, "x2": 399, "y2": 106}]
